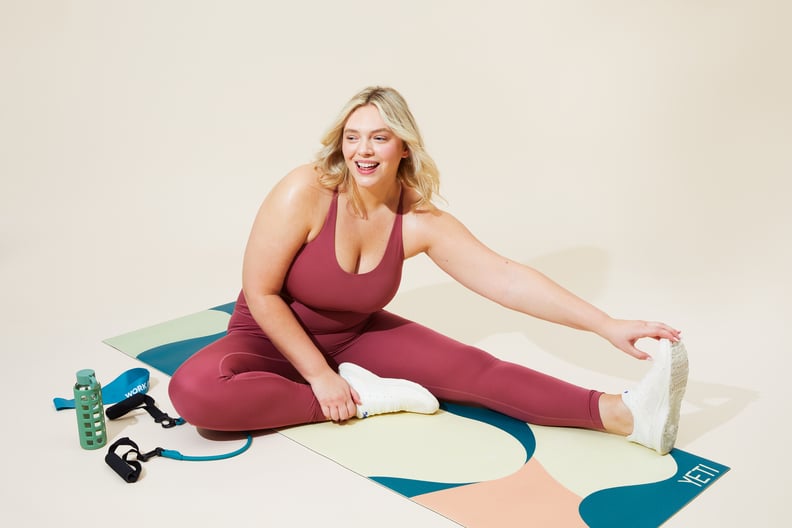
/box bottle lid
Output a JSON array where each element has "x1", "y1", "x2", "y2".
[{"x1": 76, "y1": 369, "x2": 97, "y2": 385}]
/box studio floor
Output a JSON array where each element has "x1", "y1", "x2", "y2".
[{"x1": 2, "y1": 1, "x2": 790, "y2": 526}]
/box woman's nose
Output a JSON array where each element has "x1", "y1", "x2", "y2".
[{"x1": 357, "y1": 138, "x2": 373, "y2": 155}]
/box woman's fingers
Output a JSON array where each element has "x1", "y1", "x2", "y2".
[
  {"x1": 323, "y1": 398, "x2": 359, "y2": 422},
  {"x1": 644, "y1": 320, "x2": 681, "y2": 341},
  {"x1": 607, "y1": 319, "x2": 682, "y2": 360},
  {"x1": 626, "y1": 321, "x2": 683, "y2": 359}
]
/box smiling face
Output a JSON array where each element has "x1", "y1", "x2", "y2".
[{"x1": 341, "y1": 104, "x2": 409, "y2": 191}]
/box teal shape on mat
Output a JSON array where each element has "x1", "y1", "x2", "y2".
[
  {"x1": 211, "y1": 301, "x2": 236, "y2": 315},
  {"x1": 369, "y1": 401, "x2": 536, "y2": 498},
  {"x1": 138, "y1": 332, "x2": 226, "y2": 376},
  {"x1": 135, "y1": 302, "x2": 235, "y2": 376},
  {"x1": 370, "y1": 476, "x2": 472, "y2": 497},
  {"x1": 579, "y1": 449, "x2": 730, "y2": 527}
]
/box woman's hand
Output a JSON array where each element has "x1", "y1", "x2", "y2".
[
  {"x1": 308, "y1": 370, "x2": 362, "y2": 422},
  {"x1": 600, "y1": 318, "x2": 681, "y2": 360}
]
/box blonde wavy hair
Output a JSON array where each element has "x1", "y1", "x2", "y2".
[{"x1": 314, "y1": 86, "x2": 440, "y2": 216}]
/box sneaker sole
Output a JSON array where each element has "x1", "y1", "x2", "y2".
[{"x1": 657, "y1": 340, "x2": 689, "y2": 454}]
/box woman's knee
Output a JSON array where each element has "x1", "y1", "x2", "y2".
[{"x1": 168, "y1": 365, "x2": 223, "y2": 427}]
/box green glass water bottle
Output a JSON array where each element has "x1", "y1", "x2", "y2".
[{"x1": 74, "y1": 369, "x2": 107, "y2": 449}]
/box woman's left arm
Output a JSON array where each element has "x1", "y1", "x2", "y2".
[{"x1": 410, "y1": 209, "x2": 680, "y2": 359}]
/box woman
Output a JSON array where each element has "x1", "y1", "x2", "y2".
[{"x1": 168, "y1": 86, "x2": 688, "y2": 455}]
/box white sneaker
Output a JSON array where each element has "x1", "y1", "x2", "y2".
[
  {"x1": 338, "y1": 363, "x2": 440, "y2": 419},
  {"x1": 622, "y1": 338, "x2": 689, "y2": 455}
]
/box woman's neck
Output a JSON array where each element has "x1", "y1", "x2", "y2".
[{"x1": 348, "y1": 179, "x2": 402, "y2": 218}]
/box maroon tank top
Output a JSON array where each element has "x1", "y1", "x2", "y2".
[{"x1": 229, "y1": 190, "x2": 404, "y2": 335}]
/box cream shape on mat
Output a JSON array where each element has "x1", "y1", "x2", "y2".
[
  {"x1": 103, "y1": 309, "x2": 231, "y2": 357},
  {"x1": 280, "y1": 409, "x2": 527, "y2": 483},
  {"x1": 530, "y1": 424, "x2": 678, "y2": 498}
]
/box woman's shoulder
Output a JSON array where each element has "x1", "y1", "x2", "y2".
[
  {"x1": 270, "y1": 164, "x2": 333, "y2": 205},
  {"x1": 281, "y1": 163, "x2": 327, "y2": 191},
  {"x1": 402, "y1": 187, "x2": 461, "y2": 257},
  {"x1": 247, "y1": 165, "x2": 333, "y2": 244},
  {"x1": 402, "y1": 185, "x2": 439, "y2": 215}
]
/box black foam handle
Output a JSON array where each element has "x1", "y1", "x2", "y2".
[
  {"x1": 105, "y1": 452, "x2": 141, "y2": 483},
  {"x1": 106, "y1": 393, "x2": 147, "y2": 420}
]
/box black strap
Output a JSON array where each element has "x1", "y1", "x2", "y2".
[
  {"x1": 106, "y1": 393, "x2": 185, "y2": 428},
  {"x1": 105, "y1": 437, "x2": 157, "y2": 483},
  {"x1": 104, "y1": 394, "x2": 182, "y2": 482}
]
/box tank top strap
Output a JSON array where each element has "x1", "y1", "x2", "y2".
[
  {"x1": 327, "y1": 190, "x2": 340, "y2": 229},
  {"x1": 388, "y1": 187, "x2": 405, "y2": 257}
]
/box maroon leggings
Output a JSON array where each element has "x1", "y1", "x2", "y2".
[{"x1": 168, "y1": 310, "x2": 604, "y2": 432}]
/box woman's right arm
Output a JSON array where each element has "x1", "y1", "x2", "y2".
[{"x1": 241, "y1": 167, "x2": 360, "y2": 421}]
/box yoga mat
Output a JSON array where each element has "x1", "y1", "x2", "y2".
[{"x1": 104, "y1": 303, "x2": 729, "y2": 528}]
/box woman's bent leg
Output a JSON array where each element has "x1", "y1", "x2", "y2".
[
  {"x1": 168, "y1": 332, "x2": 326, "y2": 431},
  {"x1": 337, "y1": 312, "x2": 604, "y2": 430}
]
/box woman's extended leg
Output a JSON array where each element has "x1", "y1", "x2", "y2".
[{"x1": 334, "y1": 311, "x2": 606, "y2": 431}]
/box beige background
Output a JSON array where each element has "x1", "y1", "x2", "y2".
[{"x1": 2, "y1": 1, "x2": 789, "y2": 526}]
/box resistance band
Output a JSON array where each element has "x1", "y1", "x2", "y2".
[
  {"x1": 103, "y1": 381, "x2": 253, "y2": 482},
  {"x1": 105, "y1": 434, "x2": 253, "y2": 483}
]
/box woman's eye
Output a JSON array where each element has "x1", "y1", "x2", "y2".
[{"x1": 374, "y1": 136, "x2": 387, "y2": 142}]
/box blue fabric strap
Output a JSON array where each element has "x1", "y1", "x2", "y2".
[{"x1": 53, "y1": 367, "x2": 150, "y2": 410}]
